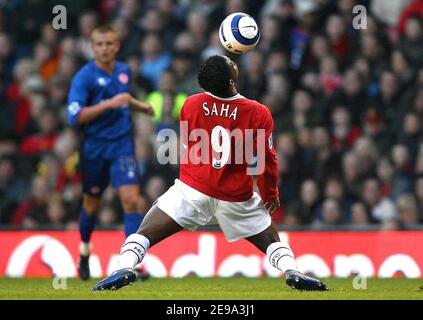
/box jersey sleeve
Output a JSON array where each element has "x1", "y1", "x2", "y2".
[
  {"x1": 256, "y1": 106, "x2": 279, "y2": 203},
  {"x1": 179, "y1": 97, "x2": 189, "y2": 164},
  {"x1": 67, "y1": 70, "x2": 90, "y2": 126}
]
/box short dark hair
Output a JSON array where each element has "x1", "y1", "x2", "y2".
[{"x1": 197, "y1": 55, "x2": 231, "y2": 97}]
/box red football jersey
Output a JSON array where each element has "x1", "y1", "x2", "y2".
[{"x1": 179, "y1": 92, "x2": 279, "y2": 203}]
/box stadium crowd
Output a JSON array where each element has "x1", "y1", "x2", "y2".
[{"x1": 1, "y1": 0, "x2": 423, "y2": 231}]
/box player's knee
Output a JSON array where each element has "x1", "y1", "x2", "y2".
[
  {"x1": 83, "y1": 196, "x2": 101, "y2": 214},
  {"x1": 121, "y1": 193, "x2": 140, "y2": 213}
]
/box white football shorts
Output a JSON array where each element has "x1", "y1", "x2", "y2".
[{"x1": 156, "y1": 179, "x2": 272, "y2": 242}]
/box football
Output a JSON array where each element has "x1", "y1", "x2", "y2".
[{"x1": 219, "y1": 12, "x2": 260, "y2": 54}]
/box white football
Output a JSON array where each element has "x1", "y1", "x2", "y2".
[{"x1": 219, "y1": 12, "x2": 260, "y2": 54}]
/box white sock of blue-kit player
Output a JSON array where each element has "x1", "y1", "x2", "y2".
[
  {"x1": 118, "y1": 234, "x2": 150, "y2": 270},
  {"x1": 266, "y1": 241, "x2": 297, "y2": 273}
]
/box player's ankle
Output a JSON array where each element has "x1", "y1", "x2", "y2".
[
  {"x1": 118, "y1": 234, "x2": 150, "y2": 269},
  {"x1": 79, "y1": 242, "x2": 91, "y2": 257},
  {"x1": 284, "y1": 269, "x2": 300, "y2": 278}
]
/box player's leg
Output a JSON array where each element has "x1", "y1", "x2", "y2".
[
  {"x1": 92, "y1": 204, "x2": 183, "y2": 291},
  {"x1": 110, "y1": 139, "x2": 146, "y2": 238},
  {"x1": 118, "y1": 204, "x2": 183, "y2": 267},
  {"x1": 246, "y1": 222, "x2": 328, "y2": 291},
  {"x1": 117, "y1": 184, "x2": 144, "y2": 237},
  {"x1": 215, "y1": 194, "x2": 327, "y2": 291},
  {"x1": 117, "y1": 184, "x2": 149, "y2": 279},
  {"x1": 78, "y1": 151, "x2": 110, "y2": 280},
  {"x1": 78, "y1": 193, "x2": 101, "y2": 280},
  {"x1": 92, "y1": 179, "x2": 212, "y2": 291}
]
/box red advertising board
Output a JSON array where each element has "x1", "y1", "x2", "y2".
[{"x1": 0, "y1": 231, "x2": 422, "y2": 278}]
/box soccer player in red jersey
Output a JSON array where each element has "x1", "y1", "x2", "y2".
[{"x1": 93, "y1": 55, "x2": 328, "y2": 291}]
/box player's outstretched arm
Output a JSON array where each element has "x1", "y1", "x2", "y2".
[
  {"x1": 128, "y1": 96, "x2": 155, "y2": 116},
  {"x1": 73, "y1": 93, "x2": 154, "y2": 126},
  {"x1": 257, "y1": 107, "x2": 280, "y2": 214},
  {"x1": 75, "y1": 93, "x2": 132, "y2": 125}
]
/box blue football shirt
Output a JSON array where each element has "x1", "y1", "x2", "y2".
[{"x1": 67, "y1": 60, "x2": 133, "y2": 141}]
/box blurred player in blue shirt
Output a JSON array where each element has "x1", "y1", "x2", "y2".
[{"x1": 67, "y1": 25, "x2": 154, "y2": 280}]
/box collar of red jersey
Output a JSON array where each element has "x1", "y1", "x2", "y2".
[{"x1": 205, "y1": 92, "x2": 245, "y2": 101}]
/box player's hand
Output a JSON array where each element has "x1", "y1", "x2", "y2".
[
  {"x1": 264, "y1": 197, "x2": 280, "y2": 215},
  {"x1": 106, "y1": 93, "x2": 132, "y2": 109},
  {"x1": 129, "y1": 97, "x2": 155, "y2": 116}
]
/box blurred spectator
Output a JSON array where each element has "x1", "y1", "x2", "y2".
[
  {"x1": 396, "y1": 193, "x2": 421, "y2": 225},
  {"x1": 308, "y1": 34, "x2": 330, "y2": 68},
  {"x1": 140, "y1": 33, "x2": 172, "y2": 88},
  {"x1": 325, "y1": 14, "x2": 350, "y2": 65},
  {"x1": 113, "y1": 0, "x2": 141, "y2": 24},
  {"x1": 391, "y1": 50, "x2": 415, "y2": 91},
  {"x1": 370, "y1": 71, "x2": 403, "y2": 135},
  {"x1": 372, "y1": 0, "x2": 411, "y2": 27},
  {"x1": 312, "y1": 198, "x2": 343, "y2": 229},
  {"x1": 359, "y1": 34, "x2": 388, "y2": 80},
  {"x1": 350, "y1": 201, "x2": 372, "y2": 226},
  {"x1": 314, "y1": 176, "x2": 354, "y2": 223},
  {"x1": 311, "y1": 126, "x2": 342, "y2": 183},
  {"x1": 187, "y1": 10, "x2": 210, "y2": 50},
  {"x1": 146, "y1": 70, "x2": 187, "y2": 129},
  {"x1": 282, "y1": 89, "x2": 321, "y2": 131},
  {"x1": 361, "y1": 177, "x2": 398, "y2": 223},
  {"x1": 201, "y1": 30, "x2": 226, "y2": 61},
  {"x1": 361, "y1": 109, "x2": 391, "y2": 156},
  {"x1": 389, "y1": 144, "x2": 414, "y2": 197},
  {"x1": 238, "y1": 51, "x2": 267, "y2": 101},
  {"x1": 398, "y1": 14, "x2": 423, "y2": 66},
  {"x1": 11, "y1": 175, "x2": 50, "y2": 227},
  {"x1": 399, "y1": 112, "x2": 422, "y2": 160},
  {"x1": 276, "y1": 132, "x2": 302, "y2": 205},
  {"x1": 331, "y1": 106, "x2": 360, "y2": 153},
  {"x1": 112, "y1": 17, "x2": 141, "y2": 59},
  {"x1": 125, "y1": 55, "x2": 154, "y2": 98},
  {"x1": 266, "y1": 49, "x2": 289, "y2": 76},
  {"x1": 144, "y1": 175, "x2": 167, "y2": 205},
  {"x1": 353, "y1": 137, "x2": 379, "y2": 175},
  {"x1": 0, "y1": 32, "x2": 15, "y2": 84},
  {"x1": 342, "y1": 151, "x2": 365, "y2": 198},
  {"x1": 76, "y1": 11, "x2": 99, "y2": 60},
  {"x1": 377, "y1": 157, "x2": 396, "y2": 197},
  {"x1": 170, "y1": 49, "x2": 199, "y2": 94},
  {"x1": 0, "y1": 156, "x2": 27, "y2": 223},
  {"x1": 319, "y1": 55, "x2": 342, "y2": 96},
  {"x1": 20, "y1": 108, "x2": 59, "y2": 156},
  {"x1": 328, "y1": 69, "x2": 368, "y2": 125},
  {"x1": 414, "y1": 175, "x2": 423, "y2": 218},
  {"x1": 6, "y1": 58, "x2": 38, "y2": 136},
  {"x1": 295, "y1": 179, "x2": 321, "y2": 224},
  {"x1": 266, "y1": 72, "x2": 290, "y2": 101},
  {"x1": 46, "y1": 193, "x2": 67, "y2": 227},
  {"x1": 33, "y1": 41, "x2": 59, "y2": 81},
  {"x1": 397, "y1": 0, "x2": 423, "y2": 34}
]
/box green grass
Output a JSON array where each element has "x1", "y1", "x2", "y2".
[{"x1": 0, "y1": 277, "x2": 422, "y2": 300}]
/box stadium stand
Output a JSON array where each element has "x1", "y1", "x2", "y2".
[{"x1": 0, "y1": 0, "x2": 423, "y2": 231}]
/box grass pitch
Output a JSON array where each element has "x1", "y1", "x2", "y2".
[{"x1": 0, "y1": 277, "x2": 422, "y2": 300}]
